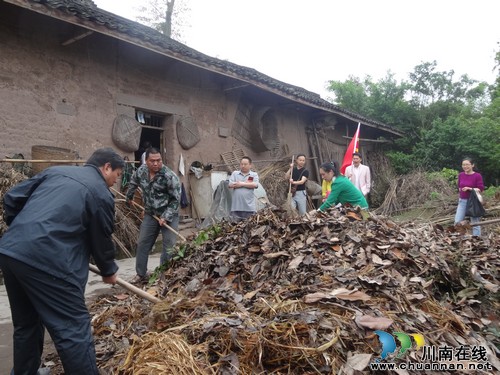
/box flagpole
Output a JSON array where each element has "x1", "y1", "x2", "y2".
[
  {"x1": 354, "y1": 122, "x2": 360, "y2": 154},
  {"x1": 340, "y1": 122, "x2": 361, "y2": 175},
  {"x1": 348, "y1": 123, "x2": 361, "y2": 172}
]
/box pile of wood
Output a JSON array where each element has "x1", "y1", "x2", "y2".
[
  {"x1": 258, "y1": 158, "x2": 291, "y2": 207},
  {"x1": 45, "y1": 207, "x2": 499, "y2": 374},
  {"x1": 375, "y1": 170, "x2": 457, "y2": 218},
  {"x1": 112, "y1": 204, "x2": 140, "y2": 258},
  {"x1": 0, "y1": 166, "x2": 28, "y2": 236},
  {"x1": 0, "y1": 165, "x2": 139, "y2": 257}
]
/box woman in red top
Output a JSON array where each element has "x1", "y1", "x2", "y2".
[{"x1": 454, "y1": 158, "x2": 485, "y2": 236}]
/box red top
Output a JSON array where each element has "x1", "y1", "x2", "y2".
[{"x1": 457, "y1": 172, "x2": 484, "y2": 199}]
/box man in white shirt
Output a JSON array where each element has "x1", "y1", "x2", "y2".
[
  {"x1": 140, "y1": 141, "x2": 152, "y2": 165},
  {"x1": 345, "y1": 152, "x2": 371, "y2": 197}
]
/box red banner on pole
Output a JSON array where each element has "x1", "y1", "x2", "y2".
[{"x1": 340, "y1": 123, "x2": 360, "y2": 175}]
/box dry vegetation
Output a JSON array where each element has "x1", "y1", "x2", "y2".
[
  {"x1": 1, "y1": 163, "x2": 499, "y2": 374},
  {"x1": 0, "y1": 166, "x2": 28, "y2": 235},
  {"x1": 44, "y1": 207, "x2": 500, "y2": 374}
]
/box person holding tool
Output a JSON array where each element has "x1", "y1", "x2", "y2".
[
  {"x1": 284, "y1": 153, "x2": 309, "y2": 215},
  {"x1": 126, "y1": 147, "x2": 181, "y2": 284},
  {"x1": 0, "y1": 147, "x2": 124, "y2": 375}
]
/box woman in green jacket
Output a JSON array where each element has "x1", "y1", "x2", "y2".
[{"x1": 317, "y1": 161, "x2": 368, "y2": 212}]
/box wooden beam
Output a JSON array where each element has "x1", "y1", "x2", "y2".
[
  {"x1": 62, "y1": 30, "x2": 94, "y2": 46},
  {"x1": 342, "y1": 136, "x2": 392, "y2": 143},
  {"x1": 0, "y1": 159, "x2": 85, "y2": 163}
]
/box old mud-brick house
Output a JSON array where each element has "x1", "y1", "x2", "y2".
[{"x1": 0, "y1": 0, "x2": 403, "y2": 216}]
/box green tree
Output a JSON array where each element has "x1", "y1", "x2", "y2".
[
  {"x1": 413, "y1": 116, "x2": 499, "y2": 184},
  {"x1": 410, "y1": 53, "x2": 500, "y2": 184},
  {"x1": 136, "y1": 0, "x2": 190, "y2": 42},
  {"x1": 327, "y1": 72, "x2": 417, "y2": 132},
  {"x1": 327, "y1": 75, "x2": 370, "y2": 116},
  {"x1": 491, "y1": 41, "x2": 500, "y2": 100},
  {"x1": 365, "y1": 72, "x2": 417, "y2": 130},
  {"x1": 408, "y1": 61, "x2": 490, "y2": 132},
  {"x1": 326, "y1": 57, "x2": 499, "y2": 184}
]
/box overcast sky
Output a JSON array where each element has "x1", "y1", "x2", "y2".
[{"x1": 94, "y1": 0, "x2": 499, "y2": 99}]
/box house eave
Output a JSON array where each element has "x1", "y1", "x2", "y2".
[{"x1": 6, "y1": 0, "x2": 404, "y2": 137}]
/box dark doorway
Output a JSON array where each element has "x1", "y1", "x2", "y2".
[{"x1": 134, "y1": 110, "x2": 165, "y2": 166}]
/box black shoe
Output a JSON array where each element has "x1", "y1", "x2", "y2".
[{"x1": 130, "y1": 274, "x2": 147, "y2": 284}]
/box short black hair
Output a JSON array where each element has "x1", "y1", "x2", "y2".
[
  {"x1": 352, "y1": 152, "x2": 362, "y2": 159},
  {"x1": 145, "y1": 147, "x2": 161, "y2": 160},
  {"x1": 241, "y1": 156, "x2": 252, "y2": 163},
  {"x1": 296, "y1": 153, "x2": 306, "y2": 159},
  {"x1": 86, "y1": 148, "x2": 125, "y2": 170}
]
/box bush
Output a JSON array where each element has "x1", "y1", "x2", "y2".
[
  {"x1": 387, "y1": 151, "x2": 414, "y2": 175},
  {"x1": 428, "y1": 168, "x2": 458, "y2": 189},
  {"x1": 483, "y1": 185, "x2": 500, "y2": 199}
]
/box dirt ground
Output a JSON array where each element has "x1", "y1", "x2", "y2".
[{"x1": 0, "y1": 227, "x2": 197, "y2": 374}]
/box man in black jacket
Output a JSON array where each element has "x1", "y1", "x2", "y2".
[{"x1": 0, "y1": 147, "x2": 124, "y2": 375}]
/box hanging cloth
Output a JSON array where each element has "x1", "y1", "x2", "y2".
[
  {"x1": 180, "y1": 183, "x2": 189, "y2": 208},
  {"x1": 179, "y1": 153, "x2": 185, "y2": 176}
]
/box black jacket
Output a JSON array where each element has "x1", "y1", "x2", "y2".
[{"x1": 0, "y1": 164, "x2": 118, "y2": 291}]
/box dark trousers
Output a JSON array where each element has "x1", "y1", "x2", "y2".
[
  {"x1": 230, "y1": 210, "x2": 255, "y2": 222},
  {"x1": 0, "y1": 255, "x2": 98, "y2": 375},
  {"x1": 135, "y1": 214, "x2": 179, "y2": 276}
]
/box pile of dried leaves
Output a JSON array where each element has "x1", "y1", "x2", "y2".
[{"x1": 74, "y1": 207, "x2": 499, "y2": 374}]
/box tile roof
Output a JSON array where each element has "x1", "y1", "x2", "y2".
[{"x1": 19, "y1": 0, "x2": 403, "y2": 136}]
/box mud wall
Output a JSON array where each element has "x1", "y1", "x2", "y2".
[{"x1": 0, "y1": 6, "x2": 314, "y2": 171}]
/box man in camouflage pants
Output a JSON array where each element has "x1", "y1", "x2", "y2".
[{"x1": 126, "y1": 147, "x2": 181, "y2": 283}]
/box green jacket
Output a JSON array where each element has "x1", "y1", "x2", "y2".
[{"x1": 319, "y1": 175, "x2": 368, "y2": 211}]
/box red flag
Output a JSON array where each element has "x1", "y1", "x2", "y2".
[{"x1": 341, "y1": 123, "x2": 360, "y2": 175}]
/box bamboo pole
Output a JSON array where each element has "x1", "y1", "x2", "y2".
[
  {"x1": 110, "y1": 187, "x2": 187, "y2": 242},
  {"x1": 312, "y1": 121, "x2": 324, "y2": 165},
  {"x1": 112, "y1": 233, "x2": 133, "y2": 258},
  {"x1": 0, "y1": 159, "x2": 138, "y2": 164},
  {"x1": 3, "y1": 158, "x2": 320, "y2": 168},
  {"x1": 88, "y1": 264, "x2": 160, "y2": 303},
  {"x1": 189, "y1": 186, "x2": 201, "y2": 225},
  {"x1": 306, "y1": 128, "x2": 321, "y2": 181},
  {"x1": 463, "y1": 218, "x2": 500, "y2": 227},
  {"x1": 0, "y1": 159, "x2": 85, "y2": 163}
]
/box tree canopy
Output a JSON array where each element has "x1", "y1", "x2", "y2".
[
  {"x1": 136, "y1": 0, "x2": 190, "y2": 42},
  {"x1": 327, "y1": 54, "x2": 500, "y2": 185}
]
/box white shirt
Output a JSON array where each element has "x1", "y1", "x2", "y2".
[{"x1": 345, "y1": 164, "x2": 371, "y2": 196}]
